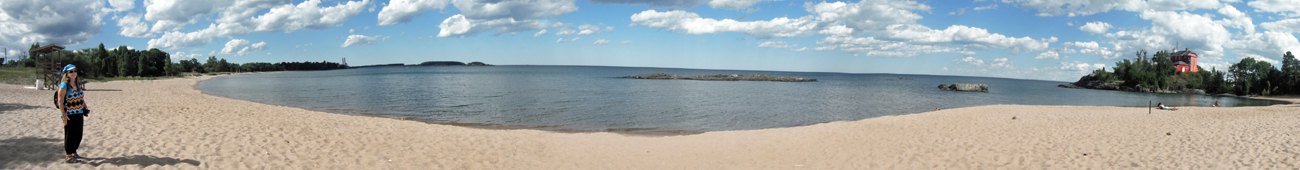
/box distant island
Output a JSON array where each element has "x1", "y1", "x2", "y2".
[
  {"x1": 1060, "y1": 49, "x2": 1299, "y2": 97},
  {"x1": 351, "y1": 61, "x2": 494, "y2": 68},
  {"x1": 618, "y1": 73, "x2": 816, "y2": 82}
]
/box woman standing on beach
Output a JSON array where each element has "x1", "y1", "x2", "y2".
[{"x1": 57, "y1": 64, "x2": 90, "y2": 163}]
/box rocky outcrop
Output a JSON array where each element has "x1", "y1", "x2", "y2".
[
  {"x1": 938, "y1": 83, "x2": 988, "y2": 92},
  {"x1": 618, "y1": 73, "x2": 816, "y2": 82}
]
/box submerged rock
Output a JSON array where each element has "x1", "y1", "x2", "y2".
[
  {"x1": 938, "y1": 83, "x2": 989, "y2": 92},
  {"x1": 618, "y1": 73, "x2": 816, "y2": 82}
]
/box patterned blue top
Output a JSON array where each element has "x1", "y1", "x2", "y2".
[{"x1": 60, "y1": 82, "x2": 86, "y2": 115}]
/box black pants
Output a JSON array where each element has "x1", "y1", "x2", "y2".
[{"x1": 65, "y1": 115, "x2": 83, "y2": 155}]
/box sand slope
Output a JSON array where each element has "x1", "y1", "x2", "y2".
[{"x1": 1, "y1": 76, "x2": 1298, "y2": 169}]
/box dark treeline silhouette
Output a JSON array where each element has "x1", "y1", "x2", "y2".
[{"x1": 4, "y1": 42, "x2": 347, "y2": 78}]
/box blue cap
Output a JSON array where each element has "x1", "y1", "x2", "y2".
[{"x1": 63, "y1": 64, "x2": 76, "y2": 72}]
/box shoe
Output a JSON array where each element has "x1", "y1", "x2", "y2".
[
  {"x1": 65, "y1": 157, "x2": 84, "y2": 163},
  {"x1": 70, "y1": 154, "x2": 86, "y2": 160}
]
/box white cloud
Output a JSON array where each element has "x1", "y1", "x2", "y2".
[
  {"x1": 619, "y1": 40, "x2": 634, "y2": 45},
  {"x1": 792, "y1": 47, "x2": 808, "y2": 51},
  {"x1": 1226, "y1": 31, "x2": 1300, "y2": 62},
  {"x1": 814, "y1": 36, "x2": 966, "y2": 57},
  {"x1": 1261, "y1": 18, "x2": 1300, "y2": 33},
  {"x1": 708, "y1": 0, "x2": 776, "y2": 10},
  {"x1": 146, "y1": 0, "x2": 372, "y2": 50},
  {"x1": 117, "y1": 13, "x2": 154, "y2": 38},
  {"x1": 0, "y1": 0, "x2": 106, "y2": 50},
  {"x1": 973, "y1": 4, "x2": 998, "y2": 11},
  {"x1": 577, "y1": 24, "x2": 610, "y2": 35},
  {"x1": 956, "y1": 56, "x2": 985, "y2": 66},
  {"x1": 1000, "y1": 0, "x2": 1224, "y2": 17},
  {"x1": 949, "y1": 8, "x2": 967, "y2": 15},
  {"x1": 437, "y1": 14, "x2": 546, "y2": 38},
  {"x1": 533, "y1": 29, "x2": 549, "y2": 37},
  {"x1": 251, "y1": 0, "x2": 371, "y2": 33},
  {"x1": 1216, "y1": 5, "x2": 1254, "y2": 34},
  {"x1": 1078, "y1": 21, "x2": 1113, "y2": 34},
  {"x1": 819, "y1": 25, "x2": 854, "y2": 36},
  {"x1": 143, "y1": 0, "x2": 227, "y2": 25},
  {"x1": 376, "y1": 0, "x2": 451, "y2": 26},
  {"x1": 593, "y1": 38, "x2": 610, "y2": 45},
  {"x1": 1096, "y1": 11, "x2": 1231, "y2": 61},
  {"x1": 557, "y1": 37, "x2": 579, "y2": 43},
  {"x1": 630, "y1": 10, "x2": 819, "y2": 39},
  {"x1": 342, "y1": 34, "x2": 379, "y2": 47},
  {"x1": 807, "y1": 0, "x2": 931, "y2": 33},
  {"x1": 172, "y1": 51, "x2": 204, "y2": 60},
  {"x1": 877, "y1": 24, "x2": 1050, "y2": 54},
  {"x1": 1248, "y1": 0, "x2": 1300, "y2": 16},
  {"x1": 1036, "y1": 51, "x2": 1061, "y2": 59},
  {"x1": 451, "y1": 0, "x2": 577, "y2": 21},
  {"x1": 220, "y1": 39, "x2": 268, "y2": 56},
  {"x1": 221, "y1": 39, "x2": 251, "y2": 55},
  {"x1": 1060, "y1": 61, "x2": 1107, "y2": 74},
  {"x1": 757, "y1": 41, "x2": 796, "y2": 48},
  {"x1": 588, "y1": 0, "x2": 709, "y2": 9},
  {"x1": 107, "y1": 0, "x2": 136, "y2": 12}
]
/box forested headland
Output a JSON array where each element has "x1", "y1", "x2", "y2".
[{"x1": 1062, "y1": 49, "x2": 1300, "y2": 96}]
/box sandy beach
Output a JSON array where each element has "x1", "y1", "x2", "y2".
[{"x1": 2, "y1": 75, "x2": 1299, "y2": 169}]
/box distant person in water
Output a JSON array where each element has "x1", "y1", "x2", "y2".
[
  {"x1": 57, "y1": 64, "x2": 90, "y2": 163},
  {"x1": 1213, "y1": 101, "x2": 1221, "y2": 107},
  {"x1": 1157, "y1": 103, "x2": 1178, "y2": 111}
]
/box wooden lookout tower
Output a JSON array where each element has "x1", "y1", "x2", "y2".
[{"x1": 29, "y1": 43, "x2": 65, "y2": 90}]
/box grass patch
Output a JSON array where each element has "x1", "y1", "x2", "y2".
[{"x1": 0, "y1": 66, "x2": 39, "y2": 85}]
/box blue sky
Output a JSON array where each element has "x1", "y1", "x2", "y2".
[{"x1": 4, "y1": 0, "x2": 1300, "y2": 81}]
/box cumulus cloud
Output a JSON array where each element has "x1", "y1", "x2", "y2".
[
  {"x1": 1216, "y1": 5, "x2": 1254, "y2": 34},
  {"x1": 1078, "y1": 21, "x2": 1113, "y2": 34},
  {"x1": 107, "y1": 0, "x2": 136, "y2": 12},
  {"x1": 117, "y1": 13, "x2": 154, "y2": 38},
  {"x1": 220, "y1": 39, "x2": 268, "y2": 56},
  {"x1": 999, "y1": 0, "x2": 1224, "y2": 17},
  {"x1": 877, "y1": 24, "x2": 1051, "y2": 54},
  {"x1": 593, "y1": 38, "x2": 610, "y2": 45},
  {"x1": 557, "y1": 37, "x2": 580, "y2": 43},
  {"x1": 146, "y1": 0, "x2": 373, "y2": 50},
  {"x1": 341, "y1": 35, "x2": 379, "y2": 47},
  {"x1": 1261, "y1": 18, "x2": 1300, "y2": 33},
  {"x1": 437, "y1": 14, "x2": 547, "y2": 37},
  {"x1": 814, "y1": 36, "x2": 966, "y2": 57},
  {"x1": 1226, "y1": 31, "x2": 1300, "y2": 62},
  {"x1": 172, "y1": 51, "x2": 204, "y2": 60},
  {"x1": 807, "y1": 0, "x2": 930, "y2": 33},
  {"x1": 427, "y1": 0, "x2": 577, "y2": 37},
  {"x1": 1078, "y1": 11, "x2": 1232, "y2": 61},
  {"x1": 757, "y1": 41, "x2": 796, "y2": 48},
  {"x1": 376, "y1": 0, "x2": 452, "y2": 26},
  {"x1": 533, "y1": 29, "x2": 549, "y2": 37},
  {"x1": 1248, "y1": 0, "x2": 1300, "y2": 17},
  {"x1": 0, "y1": 0, "x2": 106, "y2": 50},
  {"x1": 1036, "y1": 51, "x2": 1061, "y2": 59},
  {"x1": 708, "y1": 0, "x2": 776, "y2": 10},
  {"x1": 588, "y1": 0, "x2": 709, "y2": 9},
  {"x1": 973, "y1": 4, "x2": 998, "y2": 11},
  {"x1": 630, "y1": 10, "x2": 819, "y2": 39},
  {"x1": 1060, "y1": 61, "x2": 1108, "y2": 74}
]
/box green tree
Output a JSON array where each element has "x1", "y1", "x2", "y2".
[
  {"x1": 1229, "y1": 57, "x2": 1277, "y2": 95},
  {"x1": 1281, "y1": 51, "x2": 1299, "y2": 94}
]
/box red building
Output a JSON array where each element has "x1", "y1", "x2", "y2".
[{"x1": 1171, "y1": 48, "x2": 1198, "y2": 72}]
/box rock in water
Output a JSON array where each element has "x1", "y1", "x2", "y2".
[{"x1": 938, "y1": 83, "x2": 988, "y2": 92}]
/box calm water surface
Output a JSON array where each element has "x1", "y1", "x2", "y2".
[{"x1": 197, "y1": 66, "x2": 1289, "y2": 135}]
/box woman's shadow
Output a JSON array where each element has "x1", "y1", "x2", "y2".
[
  {"x1": 0, "y1": 137, "x2": 200, "y2": 168},
  {"x1": 82, "y1": 155, "x2": 201, "y2": 167}
]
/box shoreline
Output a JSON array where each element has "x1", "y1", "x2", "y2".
[{"x1": 2, "y1": 74, "x2": 1299, "y2": 168}]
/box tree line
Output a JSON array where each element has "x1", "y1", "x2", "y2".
[
  {"x1": 1090, "y1": 49, "x2": 1300, "y2": 96},
  {"x1": 3, "y1": 43, "x2": 348, "y2": 78}
]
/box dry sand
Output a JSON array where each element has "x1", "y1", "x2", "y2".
[{"x1": 2, "y1": 75, "x2": 1298, "y2": 169}]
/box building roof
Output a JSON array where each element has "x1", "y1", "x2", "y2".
[
  {"x1": 1174, "y1": 61, "x2": 1189, "y2": 66},
  {"x1": 1171, "y1": 50, "x2": 1195, "y2": 57}
]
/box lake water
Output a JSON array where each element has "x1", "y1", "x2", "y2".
[{"x1": 197, "y1": 66, "x2": 1290, "y2": 135}]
